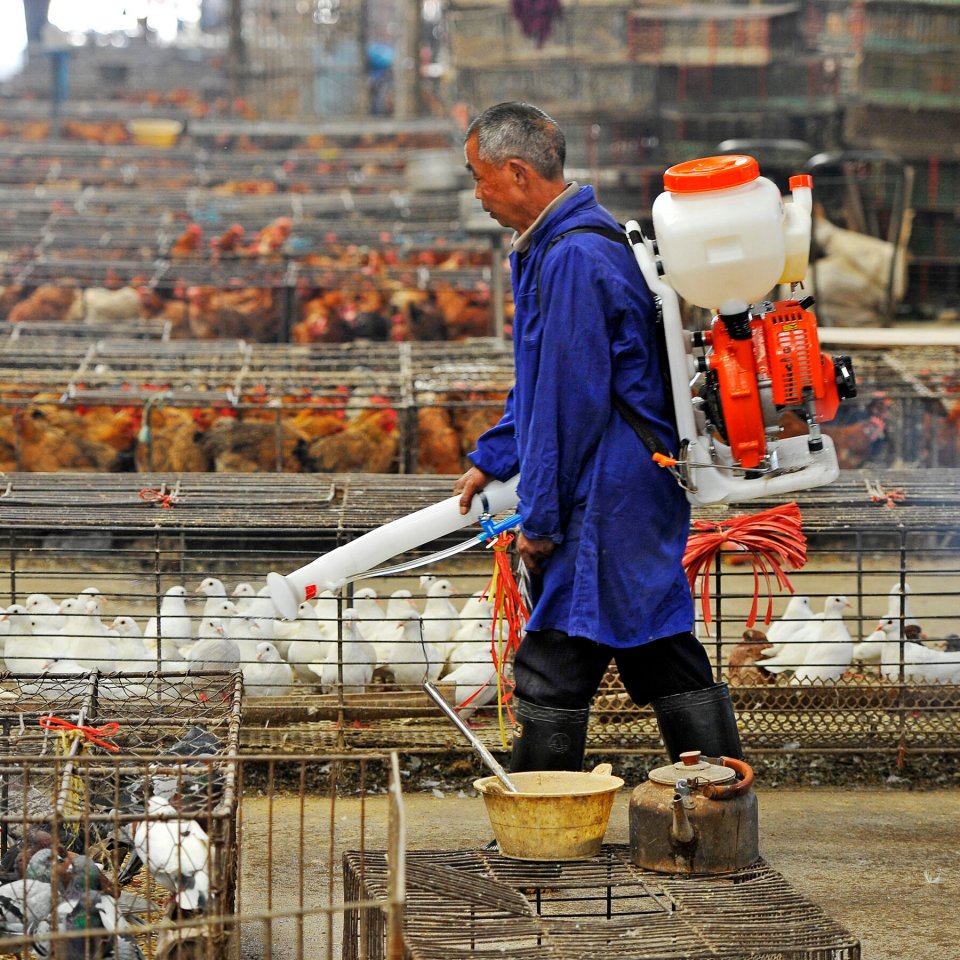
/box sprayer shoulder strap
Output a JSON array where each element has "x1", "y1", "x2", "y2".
[{"x1": 534, "y1": 226, "x2": 673, "y2": 460}]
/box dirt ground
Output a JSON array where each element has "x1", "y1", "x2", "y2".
[{"x1": 237, "y1": 780, "x2": 959, "y2": 960}]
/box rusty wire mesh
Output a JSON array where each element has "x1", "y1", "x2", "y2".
[
  {"x1": 343, "y1": 845, "x2": 860, "y2": 960},
  {"x1": 0, "y1": 470, "x2": 955, "y2": 760}
]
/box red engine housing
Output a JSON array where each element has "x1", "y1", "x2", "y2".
[{"x1": 704, "y1": 300, "x2": 845, "y2": 469}]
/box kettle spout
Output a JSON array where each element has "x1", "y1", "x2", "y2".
[{"x1": 670, "y1": 793, "x2": 695, "y2": 845}]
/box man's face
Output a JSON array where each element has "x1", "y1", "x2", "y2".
[{"x1": 464, "y1": 133, "x2": 526, "y2": 231}]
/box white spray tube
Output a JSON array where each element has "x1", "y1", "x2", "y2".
[{"x1": 267, "y1": 474, "x2": 520, "y2": 619}]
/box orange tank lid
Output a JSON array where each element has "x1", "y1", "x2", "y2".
[{"x1": 663, "y1": 155, "x2": 759, "y2": 194}]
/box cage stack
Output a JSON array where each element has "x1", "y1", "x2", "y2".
[
  {"x1": 805, "y1": 0, "x2": 960, "y2": 315},
  {"x1": 0, "y1": 668, "x2": 241, "y2": 959}
]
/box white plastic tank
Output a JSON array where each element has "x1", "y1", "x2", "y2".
[{"x1": 652, "y1": 155, "x2": 810, "y2": 314}]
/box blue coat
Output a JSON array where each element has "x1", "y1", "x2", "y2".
[{"x1": 469, "y1": 186, "x2": 694, "y2": 648}]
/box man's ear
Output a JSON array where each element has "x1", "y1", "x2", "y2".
[{"x1": 505, "y1": 157, "x2": 530, "y2": 185}]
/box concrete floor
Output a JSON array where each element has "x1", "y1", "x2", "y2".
[{"x1": 237, "y1": 784, "x2": 959, "y2": 960}]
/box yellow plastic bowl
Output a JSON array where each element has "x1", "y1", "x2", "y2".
[
  {"x1": 128, "y1": 119, "x2": 183, "y2": 148},
  {"x1": 474, "y1": 764, "x2": 624, "y2": 861}
]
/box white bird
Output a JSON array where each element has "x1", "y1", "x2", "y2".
[
  {"x1": 284, "y1": 601, "x2": 332, "y2": 682},
  {"x1": 18, "y1": 657, "x2": 91, "y2": 700},
  {"x1": 880, "y1": 624, "x2": 960, "y2": 683},
  {"x1": 133, "y1": 795, "x2": 210, "y2": 911},
  {"x1": 351, "y1": 586, "x2": 391, "y2": 642},
  {"x1": 143, "y1": 586, "x2": 193, "y2": 650},
  {"x1": 107, "y1": 616, "x2": 162, "y2": 675},
  {"x1": 884, "y1": 582, "x2": 923, "y2": 637},
  {"x1": 762, "y1": 595, "x2": 815, "y2": 657},
  {"x1": 24, "y1": 593, "x2": 65, "y2": 633},
  {"x1": 310, "y1": 609, "x2": 375, "y2": 694},
  {"x1": 852, "y1": 617, "x2": 895, "y2": 664},
  {"x1": 448, "y1": 614, "x2": 494, "y2": 663},
  {"x1": 760, "y1": 598, "x2": 831, "y2": 673},
  {"x1": 386, "y1": 589, "x2": 419, "y2": 619},
  {"x1": 242, "y1": 641, "x2": 295, "y2": 697},
  {"x1": 441, "y1": 640, "x2": 500, "y2": 719},
  {"x1": 421, "y1": 579, "x2": 461, "y2": 663},
  {"x1": 378, "y1": 611, "x2": 443, "y2": 687},
  {"x1": 231, "y1": 582, "x2": 258, "y2": 615},
  {"x1": 313, "y1": 589, "x2": 340, "y2": 627},
  {"x1": 458, "y1": 589, "x2": 495, "y2": 626},
  {"x1": 790, "y1": 595, "x2": 854, "y2": 684},
  {"x1": 195, "y1": 577, "x2": 228, "y2": 619},
  {"x1": 186, "y1": 617, "x2": 241, "y2": 696},
  {"x1": 60, "y1": 598, "x2": 116, "y2": 673},
  {"x1": 1, "y1": 605, "x2": 58, "y2": 673}
]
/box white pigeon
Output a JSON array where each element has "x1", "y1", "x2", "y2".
[
  {"x1": 458, "y1": 589, "x2": 495, "y2": 626},
  {"x1": 284, "y1": 601, "x2": 332, "y2": 682},
  {"x1": 195, "y1": 577, "x2": 228, "y2": 618},
  {"x1": 378, "y1": 611, "x2": 443, "y2": 687},
  {"x1": 18, "y1": 657, "x2": 91, "y2": 700},
  {"x1": 790, "y1": 595, "x2": 854, "y2": 684},
  {"x1": 24, "y1": 593, "x2": 66, "y2": 633},
  {"x1": 187, "y1": 617, "x2": 241, "y2": 678},
  {"x1": 448, "y1": 614, "x2": 494, "y2": 664},
  {"x1": 2, "y1": 605, "x2": 58, "y2": 673},
  {"x1": 853, "y1": 620, "x2": 889, "y2": 664},
  {"x1": 143, "y1": 585, "x2": 194, "y2": 650},
  {"x1": 231, "y1": 582, "x2": 258, "y2": 615},
  {"x1": 60, "y1": 598, "x2": 117, "y2": 673},
  {"x1": 310, "y1": 609, "x2": 375, "y2": 694},
  {"x1": 884, "y1": 582, "x2": 923, "y2": 636},
  {"x1": 133, "y1": 795, "x2": 210, "y2": 911},
  {"x1": 880, "y1": 626, "x2": 960, "y2": 683},
  {"x1": 762, "y1": 595, "x2": 815, "y2": 657},
  {"x1": 107, "y1": 616, "x2": 159, "y2": 674},
  {"x1": 421, "y1": 579, "x2": 461, "y2": 664},
  {"x1": 242, "y1": 641, "x2": 295, "y2": 697},
  {"x1": 386, "y1": 589, "x2": 419, "y2": 619},
  {"x1": 313, "y1": 589, "x2": 340, "y2": 627},
  {"x1": 351, "y1": 586, "x2": 391, "y2": 642},
  {"x1": 441, "y1": 640, "x2": 500, "y2": 719},
  {"x1": 760, "y1": 598, "x2": 832, "y2": 673}
]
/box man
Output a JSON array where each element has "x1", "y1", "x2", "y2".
[{"x1": 455, "y1": 101, "x2": 742, "y2": 772}]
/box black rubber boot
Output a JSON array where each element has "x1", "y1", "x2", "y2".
[
  {"x1": 650, "y1": 682, "x2": 743, "y2": 761},
  {"x1": 510, "y1": 698, "x2": 590, "y2": 772}
]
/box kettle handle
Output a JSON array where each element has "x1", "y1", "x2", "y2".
[{"x1": 701, "y1": 757, "x2": 754, "y2": 800}]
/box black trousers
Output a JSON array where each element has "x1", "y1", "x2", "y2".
[{"x1": 513, "y1": 628, "x2": 715, "y2": 710}]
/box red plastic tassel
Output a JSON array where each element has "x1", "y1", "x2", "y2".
[{"x1": 683, "y1": 502, "x2": 807, "y2": 634}]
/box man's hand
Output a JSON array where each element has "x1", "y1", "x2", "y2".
[
  {"x1": 454, "y1": 466, "x2": 495, "y2": 515},
  {"x1": 517, "y1": 532, "x2": 555, "y2": 574}
]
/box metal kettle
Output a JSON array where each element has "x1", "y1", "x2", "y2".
[{"x1": 629, "y1": 749, "x2": 759, "y2": 874}]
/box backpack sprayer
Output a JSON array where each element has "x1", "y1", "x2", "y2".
[{"x1": 268, "y1": 155, "x2": 855, "y2": 619}]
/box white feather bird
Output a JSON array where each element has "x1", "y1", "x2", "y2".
[
  {"x1": 421, "y1": 579, "x2": 461, "y2": 663},
  {"x1": 761, "y1": 594, "x2": 815, "y2": 657},
  {"x1": 2, "y1": 605, "x2": 59, "y2": 673},
  {"x1": 880, "y1": 622, "x2": 960, "y2": 683},
  {"x1": 231, "y1": 582, "x2": 258, "y2": 615},
  {"x1": 283, "y1": 601, "x2": 332, "y2": 682},
  {"x1": 884, "y1": 582, "x2": 923, "y2": 637},
  {"x1": 24, "y1": 593, "x2": 65, "y2": 633},
  {"x1": 441, "y1": 640, "x2": 500, "y2": 719},
  {"x1": 186, "y1": 617, "x2": 241, "y2": 700},
  {"x1": 133, "y1": 795, "x2": 210, "y2": 911},
  {"x1": 310, "y1": 609, "x2": 375, "y2": 694},
  {"x1": 242, "y1": 641, "x2": 295, "y2": 697},
  {"x1": 143, "y1": 585, "x2": 194, "y2": 650},
  {"x1": 379, "y1": 610, "x2": 443, "y2": 686},
  {"x1": 789, "y1": 595, "x2": 854, "y2": 684},
  {"x1": 60, "y1": 598, "x2": 117, "y2": 673},
  {"x1": 195, "y1": 577, "x2": 228, "y2": 618}
]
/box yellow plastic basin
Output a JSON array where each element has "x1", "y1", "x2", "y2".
[
  {"x1": 128, "y1": 118, "x2": 183, "y2": 148},
  {"x1": 474, "y1": 764, "x2": 624, "y2": 861}
]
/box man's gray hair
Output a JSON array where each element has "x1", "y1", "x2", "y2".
[{"x1": 465, "y1": 102, "x2": 565, "y2": 180}]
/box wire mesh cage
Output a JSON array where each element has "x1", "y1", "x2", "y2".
[{"x1": 0, "y1": 671, "x2": 241, "y2": 959}]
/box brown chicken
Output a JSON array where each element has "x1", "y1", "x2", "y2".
[
  {"x1": 251, "y1": 217, "x2": 293, "y2": 257},
  {"x1": 7, "y1": 287, "x2": 80, "y2": 325},
  {"x1": 305, "y1": 407, "x2": 399, "y2": 473},
  {"x1": 727, "y1": 628, "x2": 776, "y2": 686},
  {"x1": 210, "y1": 223, "x2": 246, "y2": 257},
  {"x1": 134, "y1": 407, "x2": 212, "y2": 472},
  {"x1": 186, "y1": 286, "x2": 280, "y2": 340},
  {"x1": 200, "y1": 417, "x2": 307, "y2": 472},
  {"x1": 14, "y1": 407, "x2": 120, "y2": 472},
  {"x1": 169, "y1": 224, "x2": 204, "y2": 259},
  {"x1": 449, "y1": 392, "x2": 510, "y2": 457},
  {"x1": 417, "y1": 406, "x2": 463, "y2": 474},
  {"x1": 81, "y1": 407, "x2": 142, "y2": 459},
  {"x1": 284, "y1": 407, "x2": 348, "y2": 443}
]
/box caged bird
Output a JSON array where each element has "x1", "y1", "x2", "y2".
[
  {"x1": 761, "y1": 595, "x2": 815, "y2": 658},
  {"x1": 788, "y1": 595, "x2": 854, "y2": 684},
  {"x1": 309, "y1": 609, "x2": 375, "y2": 694},
  {"x1": 242, "y1": 641, "x2": 294, "y2": 697},
  {"x1": 143, "y1": 586, "x2": 194, "y2": 651},
  {"x1": 195, "y1": 578, "x2": 228, "y2": 619},
  {"x1": 132, "y1": 795, "x2": 210, "y2": 913},
  {"x1": 377, "y1": 611, "x2": 443, "y2": 688},
  {"x1": 879, "y1": 618, "x2": 960, "y2": 684},
  {"x1": 283, "y1": 601, "x2": 332, "y2": 683}
]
